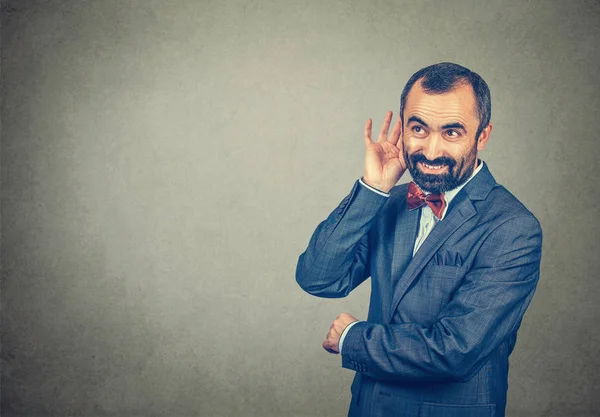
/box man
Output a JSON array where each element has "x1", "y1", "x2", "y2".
[{"x1": 296, "y1": 62, "x2": 542, "y2": 417}]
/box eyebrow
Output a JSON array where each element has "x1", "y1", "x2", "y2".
[
  {"x1": 407, "y1": 116, "x2": 466, "y2": 132},
  {"x1": 407, "y1": 116, "x2": 429, "y2": 127},
  {"x1": 441, "y1": 122, "x2": 466, "y2": 131}
]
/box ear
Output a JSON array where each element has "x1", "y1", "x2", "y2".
[{"x1": 476, "y1": 123, "x2": 492, "y2": 152}]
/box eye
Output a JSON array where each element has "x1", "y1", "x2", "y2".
[
  {"x1": 409, "y1": 123, "x2": 429, "y2": 138},
  {"x1": 445, "y1": 129, "x2": 460, "y2": 138}
]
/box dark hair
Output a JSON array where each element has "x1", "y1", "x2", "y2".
[{"x1": 399, "y1": 62, "x2": 491, "y2": 139}]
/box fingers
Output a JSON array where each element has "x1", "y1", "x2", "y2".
[
  {"x1": 364, "y1": 118, "x2": 373, "y2": 146},
  {"x1": 322, "y1": 330, "x2": 340, "y2": 354},
  {"x1": 398, "y1": 139, "x2": 407, "y2": 170},
  {"x1": 388, "y1": 115, "x2": 402, "y2": 146},
  {"x1": 378, "y1": 111, "x2": 393, "y2": 143},
  {"x1": 322, "y1": 321, "x2": 341, "y2": 354},
  {"x1": 322, "y1": 340, "x2": 339, "y2": 354},
  {"x1": 322, "y1": 313, "x2": 360, "y2": 355}
]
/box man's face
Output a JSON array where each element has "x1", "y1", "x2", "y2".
[{"x1": 402, "y1": 81, "x2": 491, "y2": 194}]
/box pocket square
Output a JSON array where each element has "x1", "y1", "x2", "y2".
[{"x1": 434, "y1": 250, "x2": 464, "y2": 267}]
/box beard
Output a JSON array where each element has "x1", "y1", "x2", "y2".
[{"x1": 404, "y1": 142, "x2": 478, "y2": 194}]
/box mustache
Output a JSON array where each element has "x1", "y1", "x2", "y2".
[{"x1": 410, "y1": 153, "x2": 455, "y2": 168}]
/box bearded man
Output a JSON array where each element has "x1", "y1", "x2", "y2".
[{"x1": 296, "y1": 62, "x2": 542, "y2": 417}]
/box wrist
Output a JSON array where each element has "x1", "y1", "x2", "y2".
[
  {"x1": 361, "y1": 177, "x2": 392, "y2": 193},
  {"x1": 338, "y1": 320, "x2": 360, "y2": 354}
]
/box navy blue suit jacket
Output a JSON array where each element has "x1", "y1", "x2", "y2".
[{"x1": 296, "y1": 163, "x2": 542, "y2": 417}]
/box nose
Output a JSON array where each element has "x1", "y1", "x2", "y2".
[{"x1": 422, "y1": 133, "x2": 444, "y2": 161}]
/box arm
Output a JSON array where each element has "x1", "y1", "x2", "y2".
[
  {"x1": 296, "y1": 111, "x2": 406, "y2": 298},
  {"x1": 340, "y1": 215, "x2": 543, "y2": 382},
  {"x1": 295, "y1": 180, "x2": 388, "y2": 298}
]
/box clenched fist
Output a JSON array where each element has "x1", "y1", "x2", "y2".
[{"x1": 322, "y1": 313, "x2": 359, "y2": 354}]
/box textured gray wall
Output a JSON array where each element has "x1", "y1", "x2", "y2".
[{"x1": 2, "y1": 0, "x2": 599, "y2": 416}]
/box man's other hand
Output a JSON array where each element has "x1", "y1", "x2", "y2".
[
  {"x1": 363, "y1": 111, "x2": 407, "y2": 193},
  {"x1": 322, "y1": 313, "x2": 359, "y2": 354}
]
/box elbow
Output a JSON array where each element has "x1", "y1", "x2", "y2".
[
  {"x1": 295, "y1": 260, "x2": 323, "y2": 296},
  {"x1": 295, "y1": 265, "x2": 350, "y2": 299},
  {"x1": 295, "y1": 252, "x2": 358, "y2": 298},
  {"x1": 295, "y1": 272, "x2": 348, "y2": 298},
  {"x1": 295, "y1": 270, "x2": 316, "y2": 294},
  {"x1": 295, "y1": 255, "x2": 317, "y2": 294},
  {"x1": 426, "y1": 323, "x2": 488, "y2": 382},
  {"x1": 446, "y1": 365, "x2": 478, "y2": 383},
  {"x1": 437, "y1": 353, "x2": 485, "y2": 383}
]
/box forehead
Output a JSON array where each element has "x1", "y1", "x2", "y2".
[{"x1": 404, "y1": 81, "x2": 478, "y2": 126}]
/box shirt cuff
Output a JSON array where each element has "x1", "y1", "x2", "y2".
[
  {"x1": 359, "y1": 178, "x2": 390, "y2": 197},
  {"x1": 338, "y1": 321, "x2": 360, "y2": 353}
]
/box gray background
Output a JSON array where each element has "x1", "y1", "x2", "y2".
[{"x1": 1, "y1": 0, "x2": 599, "y2": 416}]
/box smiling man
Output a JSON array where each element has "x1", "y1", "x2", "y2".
[{"x1": 296, "y1": 63, "x2": 542, "y2": 417}]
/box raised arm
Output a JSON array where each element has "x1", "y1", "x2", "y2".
[{"x1": 296, "y1": 112, "x2": 406, "y2": 298}]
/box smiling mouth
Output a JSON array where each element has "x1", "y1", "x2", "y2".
[{"x1": 419, "y1": 162, "x2": 447, "y2": 171}]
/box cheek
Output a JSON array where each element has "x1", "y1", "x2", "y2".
[
  {"x1": 403, "y1": 137, "x2": 420, "y2": 153},
  {"x1": 453, "y1": 144, "x2": 477, "y2": 167}
]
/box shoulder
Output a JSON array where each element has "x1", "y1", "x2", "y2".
[
  {"x1": 481, "y1": 184, "x2": 542, "y2": 236},
  {"x1": 467, "y1": 163, "x2": 541, "y2": 229}
]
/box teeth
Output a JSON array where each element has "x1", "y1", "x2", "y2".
[{"x1": 422, "y1": 163, "x2": 443, "y2": 170}]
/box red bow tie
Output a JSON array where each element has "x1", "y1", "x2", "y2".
[{"x1": 407, "y1": 181, "x2": 446, "y2": 219}]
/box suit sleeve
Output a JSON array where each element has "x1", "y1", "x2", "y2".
[
  {"x1": 341, "y1": 214, "x2": 543, "y2": 381},
  {"x1": 295, "y1": 180, "x2": 389, "y2": 298}
]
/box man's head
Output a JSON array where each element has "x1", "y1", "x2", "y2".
[{"x1": 399, "y1": 62, "x2": 492, "y2": 193}]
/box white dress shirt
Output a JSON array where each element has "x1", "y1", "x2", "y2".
[{"x1": 338, "y1": 161, "x2": 484, "y2": 353}]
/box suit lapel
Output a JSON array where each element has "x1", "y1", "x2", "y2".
[
  {"x1": 386, "y1": 162, "x2": 497, "y2": 322},
  {"x1": 385, "y1": 204, "x2": 419, "y2": 322}
]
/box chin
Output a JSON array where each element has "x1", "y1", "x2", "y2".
[
  {"x1": 411, "y1": 170, "x2": 458, "y2": 194},
  {"x1": 410, "y1": 170, "x2": 443, "y2": 192},
  {"x1": 416, "y1": 182, "x2": 444, "y2": 194}
]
